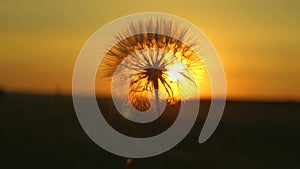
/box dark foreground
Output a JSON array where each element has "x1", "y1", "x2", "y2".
[{"x1": 0, "y1": 93, "x2": 299, "y2": 169}]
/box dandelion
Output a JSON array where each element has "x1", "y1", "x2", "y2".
[{"x1": 100, "y1": 17, "x2": 205, "y2": 112}]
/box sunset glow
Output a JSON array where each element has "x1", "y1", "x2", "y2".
[{"x1": 1, "y1": 0, "x2": 299, "y2": 101}]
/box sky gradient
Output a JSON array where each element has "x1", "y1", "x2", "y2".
[{"x1": 0, "y1": 0, "x2": 299, "y2": 101}]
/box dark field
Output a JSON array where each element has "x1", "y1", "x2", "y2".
[{"x1": 0, "y1": 92, "x2": 299, "y2": 169}]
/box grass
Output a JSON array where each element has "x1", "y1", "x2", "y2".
[{"x1": 0, "y1": 92, "x2": 299, "y2": 168}]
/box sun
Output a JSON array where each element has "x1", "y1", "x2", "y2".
[{"x1": 166, "y1": 63, "x2": 185, "y2": 81}]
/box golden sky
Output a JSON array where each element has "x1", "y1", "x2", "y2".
[{"x1": 0, "y1": 0, "x2": 299, "y2": 101}]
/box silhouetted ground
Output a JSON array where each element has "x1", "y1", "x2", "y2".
[{"x1": 0, "y1": 93, "x2": 299, "y2": 168}]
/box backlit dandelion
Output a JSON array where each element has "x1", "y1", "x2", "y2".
[{"x1": 100, "y1": 17, "x2": 206, "y2": 112}]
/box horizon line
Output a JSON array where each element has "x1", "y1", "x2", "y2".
[{"x1": 2, "y1": 90, "x2": 300, "y2": 103}]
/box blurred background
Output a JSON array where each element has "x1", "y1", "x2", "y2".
[
  {"x1": 0, "y1": 0, "x2": 299, "y2": 168},
  {"x1": 1, "y1": 0, "x2": 299, "y2": 100}
]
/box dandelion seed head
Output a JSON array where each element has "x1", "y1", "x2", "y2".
[{"x1": 99, "y1": 16, "x2": 207, "y2": 111}]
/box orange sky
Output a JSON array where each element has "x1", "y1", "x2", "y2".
[{"x1": 0, "y1": 0, "x2": 299, "y2": 101}]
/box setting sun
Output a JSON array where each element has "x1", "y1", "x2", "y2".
[{"x1": 166, "y1": 63, "x2": 185, "y2": 81}]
